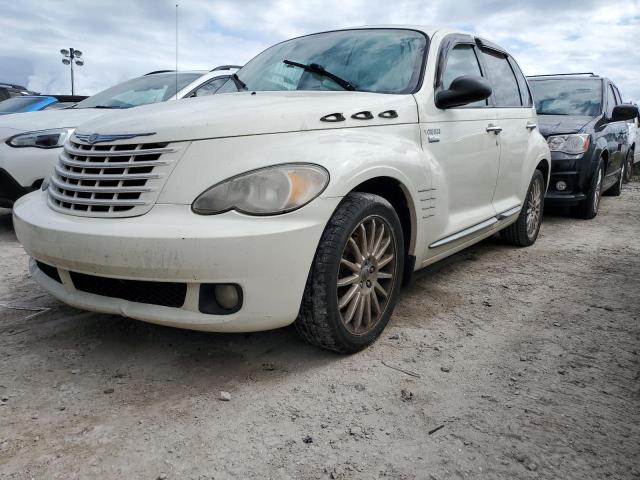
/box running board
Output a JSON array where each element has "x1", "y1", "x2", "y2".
[{"x1": 428, "y1": 205, "x2": 521, "y2": 249}]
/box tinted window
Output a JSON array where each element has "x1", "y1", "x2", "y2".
[
  {"x1": 481, "y1": 49, "x2": 522, "y2": 107},
  {"x1": 218, "y1": 29, "x2": 427, "y2": 95},
  {"x1": 193, "y1": 76, "x2": 229, "y2": 97},
  {"x1": 441, "y1": 44, "x2": 486, "y2": 107},
  {"x1": 529, "y1": 79, "x2": 602, "y2": 116},
  {"x1": 509, "y1": 58, "x2": 532, "y2": 107},
  {"x1": 606, "y1": 85, "x2": 617, "y2": 116}
]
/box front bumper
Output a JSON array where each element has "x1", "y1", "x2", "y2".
[
  {"x1": 0, "y1": 168, "x2": 32, "y2": 208},
  {"x1": 0, "y1": 143, "x2": 59, "y2": 206},
  {"x1": 13, "y1": 191, "x2": 340, "y2": 332}
]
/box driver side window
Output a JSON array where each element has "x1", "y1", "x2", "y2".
[{"x1": 442, "y1": 44, "x2": 487, "y2": 107}]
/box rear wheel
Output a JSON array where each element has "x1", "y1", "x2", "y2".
[
  {"x1": 295, "y1": 192, "x2": 404, "y2": 353},
  {"x1": 574, "y1": 159, "x2": 603, "y2": 219},
  {"x1": 500, "y1": 169, "x2": 545, "y2": 247}
]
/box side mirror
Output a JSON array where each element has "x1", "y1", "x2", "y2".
[
  {"x1": 611, "y1": 104, "x2": 639, "y2": 122},
  {"x1": 435, "y1": 75, "x2": 492, "y2": 109}
]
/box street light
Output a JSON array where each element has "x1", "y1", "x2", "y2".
[{"x1": 60, "y1": 48, "x2": 84, "y2": 95}]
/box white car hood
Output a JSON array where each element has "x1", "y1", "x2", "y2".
[
  {"x1": 74, "y1": 91, "x2": 419, "y2": 143},
  {"x1": 0, "y1": 108, "x2": 114, "y2": 141}
]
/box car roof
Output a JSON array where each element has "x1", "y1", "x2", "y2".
[{"x1": 527, "y1": 73, "x2": 604, "y2": 81}]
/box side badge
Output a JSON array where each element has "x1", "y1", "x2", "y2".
[{"x1": 426, "y1": 128, "x2": 441, "y2": 143}]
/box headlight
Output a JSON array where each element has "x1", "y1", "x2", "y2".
[
  {"x1": 547, "y1": 134, "x2": 590, "y2": 155},
  {"x1": 192, "y1": 163, "x2": 329, "y2": 215},
  {"x1": 6, "y1": 128, "x2": 75, "y2": 149}
]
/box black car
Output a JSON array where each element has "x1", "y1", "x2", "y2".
[{"x1": 528, "y1": 73, "x2": 639, "y2": 219}]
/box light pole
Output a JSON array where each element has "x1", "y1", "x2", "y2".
[{"x1": 60, "y1": 48, "x2": 84, "y2": 95}]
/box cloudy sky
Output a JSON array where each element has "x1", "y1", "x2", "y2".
[{"x1": 1, "y1": 0, "x2": 639, "y2": 102}]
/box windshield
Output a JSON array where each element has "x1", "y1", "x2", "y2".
[
  {"x1": 75, "y1": 72, "x2": 202, "y2": 109},
  {"x1": 529, "y1": 79, "x2": 602, "y2": 116},
  {"x1": 219, "y1": 29, "x2": 427, "y2": 95},
  {"x1": 0, "y1": 96, "x2": 50, "y2": 113}
]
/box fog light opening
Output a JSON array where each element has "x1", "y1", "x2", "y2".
[
  {"x1": 215, "y1": 284, "x2": 240, "y2": 310},
  {"x1": 199, "y1": 283, "x2": 243, "y2": 315},
  {"x1": 555, "y1": 180, "x2": 567, "y2": 191}
]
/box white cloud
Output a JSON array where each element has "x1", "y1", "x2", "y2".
[{"x1": 1, "y1": 0, "x2": 639, "y2": 102}]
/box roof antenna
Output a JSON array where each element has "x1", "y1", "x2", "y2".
[{"x1": 175, "y1": 3, "x2": 179, "y2": 100}]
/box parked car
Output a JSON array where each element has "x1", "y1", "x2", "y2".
[
  {"x1": 528, "y1": 73, "x2": 638, "y2": 218},
  {"x1": 0, "y1": 66, "x2": 239, "y2": 208},
  {"x1": 0, "y1": 95, "x2": 88, "y2": 115},
  {"x1": 13, "y1": 26, "x2": 550, "y2": 353},
  {"x1": 0, "y1": 82, "x2": 36, "y2": 101}
]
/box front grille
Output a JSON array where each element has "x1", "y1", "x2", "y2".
[
  {"x1": 69, "y1": 271, "x2": 187, "y2": 308},
  {"x1": 48, "y1": 138, "x2": 180, "y2": 217}
]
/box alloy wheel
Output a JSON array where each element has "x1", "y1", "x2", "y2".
[
  {"x1": 593, "y1": 167, "x2": 603, "y2": 212},
  {"x1": 337, "y1": 215, "x2": 396, "y2": 336},
  {"x1": 526, "y1": 176, "x2": 543, "y2": 239}
]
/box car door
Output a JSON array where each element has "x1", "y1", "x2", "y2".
[
  {"x1": 603, "y1": 82, "x2": 626, "y2": 184},
  {"x1": 421, "y1": 36, "x2": 499, "y2": 243},
  {"x1": 478, "y1": 46, "x2": 536, "y2": 214}
]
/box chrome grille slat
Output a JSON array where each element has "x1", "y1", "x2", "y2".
[
  {"x1": 64, "y1": 146, "x2": 176, "y2": 157},
  {"x1": 60, "y1": 156, "x2": 170, "y2": 169},
  {"x1": 50, "y1": 176, "x2": 155, "y2": 193},
  {"x1": 49, "y1": 189, "x2": 147, "y2": 206},
  {"x1": 48, "y1": 137, "x2": 180, "y2": 217},
  {"x1": 54, "y1": 165, "x2": 161, "y2": 181}
]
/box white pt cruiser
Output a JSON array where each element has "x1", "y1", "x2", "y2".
[{"x1": 14, "y1": 27, "x2": 550, "y2": 353}]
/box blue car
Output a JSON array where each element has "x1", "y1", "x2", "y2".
[{"x1": 0, "y1": 95, "x2": 87, "y2": 115}]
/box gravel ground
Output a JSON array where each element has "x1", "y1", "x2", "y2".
[{"x1": 0, "y1": 181, "x2": 639, "y2": 480}]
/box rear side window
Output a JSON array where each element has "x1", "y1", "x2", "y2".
[
  {"x1": 441, "y1": 44, "x2": 487, "y2": 107},
  {"x1": 192, "y1": 77, "x2": 229, "y2": 97},
  {"x1": 480, "y1": 49, "x2": 522, "y2": 107},
  {"x1": 508, "y1": 58, "x2": 532, "y2": 107}
]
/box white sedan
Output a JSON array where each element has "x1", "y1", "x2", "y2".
[{"x1": 0, "y1": 66, "x2": 238, "y2": 208}]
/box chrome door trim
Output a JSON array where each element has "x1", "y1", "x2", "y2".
[
  {"x1": 429, "y1": 217, "x2": 498, "y2": 249},
  {"x1": 496, "y1": 205, "x2": 521, "y2": 219}
]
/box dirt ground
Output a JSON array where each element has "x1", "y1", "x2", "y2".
[{"x1": 0, "y1": 181, "x2": 639, "y2": 480}]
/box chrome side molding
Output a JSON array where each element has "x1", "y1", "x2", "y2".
[{"x1": 429, "y1": 205, "x2": 521, "y2": 249}]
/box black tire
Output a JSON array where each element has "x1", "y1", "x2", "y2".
[
  {"x1": 574, "y1": 158, "x2": 604, "y2": 219},
  {"x1": 500, "y1": 170, "x2": 545, "y2": 247},
  {"x1": 623, "y1": 149, "x2": 634, "y2": 183},
  {"x1": 295, "y1": 192, "x2": 404, "y2": 353},
  {"x1": 605, "y1": 159, "x2": 624, "y2": 197}
]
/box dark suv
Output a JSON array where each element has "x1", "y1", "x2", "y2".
[{"x1": 528, "y1": 73, "x2": 638, "y2": 219}]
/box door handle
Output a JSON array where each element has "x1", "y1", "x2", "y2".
[
  {"x1": 526, "y1": 122, "x2": 537, "y2": 130},
  {"x1": 486, "y1": 125, "x2": 502, "y2": 134}
]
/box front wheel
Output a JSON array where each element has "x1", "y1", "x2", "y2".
[
  {"x1": 500, "y1": 169, "x2": 545, "y2": 247},
  {"x1": 574, "y1": 159, "x2": 603, "y2": 219},
  {"x1": 295, "y1": 192, "x2": 404, "y2": 353}
]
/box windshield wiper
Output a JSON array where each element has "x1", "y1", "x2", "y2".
[
  {"x1": 231, "y1": 73, "x2": 247, "y2": 91},
  {"x1": 93, "y1": 105, "x2": 127, "y2": 109},
  {"x1": 283, "y1": 60, "x2": 356, "y2": 91}
]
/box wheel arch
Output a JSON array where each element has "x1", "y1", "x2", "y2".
[
  {"x1": 535, "y1": 158, "x2": 550, "y2": 189},
  {"x1": 349, "y1": 176, "x2": 417, "y2": 259}
]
